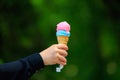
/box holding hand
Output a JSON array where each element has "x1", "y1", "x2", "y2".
[{"x1": 39, "y1": 44, "x2": 68, "y2": 66}]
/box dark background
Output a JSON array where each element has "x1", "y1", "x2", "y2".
[{"x1": 0, "y1": 0, "x2": 120, "y2": 80}]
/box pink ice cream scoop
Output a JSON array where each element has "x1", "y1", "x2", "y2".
[
  {"x1": 56, "y1": 21, "x2": 71, "y2": 37},
  {"x1": 56, "y1": 21, "x2": 70, "y2": 32}
]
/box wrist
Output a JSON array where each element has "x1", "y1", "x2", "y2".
[{"x1": 39, "y1": 51, "x2": 47, "y2": 65}]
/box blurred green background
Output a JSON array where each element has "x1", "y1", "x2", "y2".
[{"x1": 0, "y1": 0, "x2": 120, "y2": 80}]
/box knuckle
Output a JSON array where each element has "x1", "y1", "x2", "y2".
[
  {"x1": 52, "y1": 44, "x2": 57, "y2": 47},
  {"x1": 55, "y1": 48, "x2": 59, "y2": 53}
]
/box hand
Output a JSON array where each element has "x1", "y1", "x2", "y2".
[{"x1": 39, "y1": 44, "x2": 68, "y2": 66}]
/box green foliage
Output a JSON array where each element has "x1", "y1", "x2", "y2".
[{"x1": 0, "y1": 0, "x2": 120, "y2": 80}]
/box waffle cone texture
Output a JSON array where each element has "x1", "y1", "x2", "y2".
[{"x1": 57, "y1": 36, "x2": 69, "y2": 45}]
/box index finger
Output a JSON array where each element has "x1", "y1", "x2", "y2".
[{"x1": 57, "y1": 44, "x2": 68, "y2": 50}]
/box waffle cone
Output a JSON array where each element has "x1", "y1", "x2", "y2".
[{"x1": 57, "y1": 36, "x2": 69, "y2": 45}]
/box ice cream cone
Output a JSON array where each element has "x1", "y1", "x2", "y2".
[
  {"x1": 56, "y1": 21, "x2": 70, "y2": 72},
  {"x1": 57, "y1": 36, "x2": 69, "y2": 45}
]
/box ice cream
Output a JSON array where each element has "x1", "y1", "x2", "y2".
[
  {"x1": 56, "y1": 21, "x2": 70, "y2": 72},
  {"x1": 56, "y1": 21, "x2": 70, "y2": 45}
]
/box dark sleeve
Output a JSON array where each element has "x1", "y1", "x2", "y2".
[{"x1": 0, "y1": 53, "x2": 44, "y2": 80}]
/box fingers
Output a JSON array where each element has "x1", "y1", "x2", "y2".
[
  {"x1": 52, "y1": 44, "x2": 68, "y2": 65},
  {"x1": 53, "y1": 44, "x2": 68, "y2": 57},
  {"x1": 57, "y1": 44, "x2": 68, "y2": 50},
  {"x1": 56, "y1": 44, "x2": 68, "y2": 65},
  {"x1": 56, "y1": 53, "x2": 67, "y2": 65},
  {"x1": 57, "y1": 49, "x2": 68, "y2": 57}
]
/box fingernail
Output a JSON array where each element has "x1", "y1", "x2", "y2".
[{"x1": 64, "y1": 63, "x2": 67, "y2": 65}]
